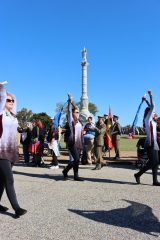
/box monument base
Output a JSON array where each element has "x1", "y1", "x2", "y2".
[{"x1": 79, "y1": 109, "x2": 95, "y2": 126}]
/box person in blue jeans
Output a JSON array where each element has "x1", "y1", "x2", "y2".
[
  {"x1": 83, "y1": 116, "x2": 95, "y2": 164},
  {"x1": 62, "y1": 94, "x2": 84, "y2": 181}
]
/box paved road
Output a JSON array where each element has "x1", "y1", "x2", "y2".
[{"x1": 0, "y1": 161, "x2": 160, "y2": 240}]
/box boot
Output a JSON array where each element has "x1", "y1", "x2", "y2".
[
  {"x1": 92, "y1": 163, "x2": 101, "y2": 170},
  {"x1": 73, "y1": 164, "x2": 84, "y2": 181},
  {"x1": 0, "y1": 204, "x2": 8, "y2": 212},
  {"x1": 134, "y1": 166, "x2": 147, "y2": 184},
  {"x1": 15, "y1": 208, "x2": 27, "y2": 218},
  {"x1": 153, "y1": 182, "x2": 160, "y2": 186},
  {"x1": 152, "y1": 167, "x2": 160, "y2": 186},
  {"x1": 134, "y1": 173, "x2": 140, "y2": 184},
  {"x1": 62, "y1": 162, "x2": 73, "y2": 179},
  {"x1": 34, "y1": 154, "x2": 41, "y2": 167}
]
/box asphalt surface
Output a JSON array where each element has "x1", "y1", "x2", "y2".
[{"x1": 0, "y1": 161, "x2": 160, "y2": 240}]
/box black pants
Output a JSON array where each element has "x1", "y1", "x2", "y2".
[
  {"x1": 22, "y1": 144, "x2": 30, "y2": 163},
  {"x1": 0, "y1": 159, "x2": 20, "y2": 210},
  {"x1": 136, "y1": 148, "x2": 159, "y2": 183},
  {"x1": 51, "y1": 150, "x2": 58, "y2": 166},
  {"x1": 64, "y1": 144, "x2": 80, "y2": 177}
]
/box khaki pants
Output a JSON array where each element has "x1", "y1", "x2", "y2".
[
  {"x1": 86, "y1": 138, "x2": 94, "y2": 164},
  {"x1": 95, "y1": 145, "x2": 103, "y2": 165},
  {"x1": 112, "y1": 136, "x2": 120, "y2": 158}
]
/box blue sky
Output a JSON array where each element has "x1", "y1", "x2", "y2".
[{"x1": 0, "y1": 0, "x2": 160, "y2": 126}]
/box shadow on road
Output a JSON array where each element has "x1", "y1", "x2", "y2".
[
  {"x1": 83, "y1": 176, "x2": 138, "y2": 185},
  {"x1": 13, "y1": 170, "x2": 63, "y2": 181},
  {"x1": 13, "y1": 170, "x2": 138, "y2": 185},
  {"x1": 69, "y1": 199, "x2": 160, "y2": 237},
  {"x1": 0, "y1": 211, "x2": 16, "y2": 218},
  {"x1": 13, "y1": 170, "x2": 152, "y2": 185}
]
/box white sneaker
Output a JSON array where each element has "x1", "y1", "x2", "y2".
[{"x1": 49, "y1": 165, "x2": 59, "y2": 170}]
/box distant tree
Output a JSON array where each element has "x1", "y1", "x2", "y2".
[
  {"x1": 55, "y1": 101, "x2": 98, "y2": 126},
  {"x1": 17, "y1": 108, "x2": 33, "y2": 128},
  {"x1": 55, "y1": 101, "x2": 79, "y2": 126},
  {"x1": 30, "y1": 112, "x2": 51, "y2": 130},
  {"x1": 55, "y1": 101, "x2": 97, "y2": 115},
  {"x1": 55, "y1": 102, "x2": 66, "y2": 113},
  {"x1": 122, "y1": 124, "x2": 131, "y2": 134},
  {"x1": 88, "y1": 102, "x2": 98, "y2": 116},
  {"x1": 55, "y1": 101, "x2": 80, "y2": 114}
]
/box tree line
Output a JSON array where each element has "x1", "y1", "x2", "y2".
[
  {"x1": 17, "y1": 104, "x2": 144, "y2": 135},
  {"x1": 17, "y1": 101, "x2": 98, "y2": 130}
]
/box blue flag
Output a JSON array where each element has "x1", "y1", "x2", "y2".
[
  {"x1": 53, "y1": 102, "x2": 68, "y2": 129},
  {"x1": 129, "y1": 100, "x2": 144, "y2": 138},
  {"x1": 54, "y1": 112, "x2": 62, "y2": 129}
]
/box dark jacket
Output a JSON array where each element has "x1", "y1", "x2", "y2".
[
  {"x1": 47, "y1": 126, "x2": 58, "y2": 143},
  {"x1": 31, "y1": 126, "x2": 46, "y2": 143},
  {"x1": 112, "y1": 122, "x2": 121, "y2": 140},
  {"x1": 18, "y1": 127, "x2": 31, "y2": 145}
]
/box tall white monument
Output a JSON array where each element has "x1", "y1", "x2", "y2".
[{"x1": 79, "y1": 48, "x2": 93, "y2": 124}]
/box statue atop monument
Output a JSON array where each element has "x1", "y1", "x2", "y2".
[{"x1": 82, "y1": 48, "x2": 87, "y2": 62}]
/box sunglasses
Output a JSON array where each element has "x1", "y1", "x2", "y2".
[
  {"x1": 6, "y1": 99, "x2": 14, "y2": 103},
  {"x1": 74, "y1": 111, "x2": 79, "y2": 113}
]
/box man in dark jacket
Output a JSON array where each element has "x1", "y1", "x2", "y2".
[
  {"x1": 112, "y1": 115, "x2": 121, "y2": 160},
  {"x1": 19, "y1": 123, "x2": 31, "y2": 164}
]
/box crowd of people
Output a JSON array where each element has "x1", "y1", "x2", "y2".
[
  {"x1": 18, "y1": 96, "x2": 122, "y2": 172},
  {"x1": 0, "y1": 82, "x2": 160, "y2": 219}
]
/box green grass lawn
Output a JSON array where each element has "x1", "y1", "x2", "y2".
[
  {"x1": 120, "y1": 135, "x2": 138, "y2": 151},
  {"x1": 60, "y1": 135, "x2": 146, "y2": 152},
  {"x1": 120, "y1": 135, "x2": 146, "y2": 151}
]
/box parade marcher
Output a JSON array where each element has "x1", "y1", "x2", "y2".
[
  {"x1": 0, "y1": 82, "x2": 27, "y2": 218},
  {"x1": 47, "y1": 122, "x2": 60, "y2": 169},
  {"x1": 92, "y1": 116, "x2": 107, "y2": 170},
  {"x1": 103, "y1": 114, "x2": 109, "y2": 156},
  {"x1": 156, "y1": 117, "x2": 160, "y2": 164},
  {"x1": 83, "y1": 116, "x2": 95, "y2": 165},
  {"x1": 18, "y1": 122, "x2": 32, "y2": 165},
  {"x1": 111, "y1": 115, "x2": 121, "y2": 160},
  {"x1": 104, "y1": 114, "x2": 108, "y2": 125},
  {"x1": 62, "y1": 119, "x2": 74, "y2": 162},
  {"x1": 30, "y1": 119, "x2": 45, "y2": 167},
  {"x1": 62, "y1": 94, "x2": 83, "y2": 181},
  {"x1": 134, "y1": 90, "x2": 160, "y2": 186}
]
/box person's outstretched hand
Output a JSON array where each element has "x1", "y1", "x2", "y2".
[
  {"x1": 148, "y1": 89, "x2": 152, "y2": 96},
  {"x1": 142, "y1": 93, "x2": 146, "y2": 101},
  {"x1": 67, "y1": 93, "x2": 72, "y2": 102}
]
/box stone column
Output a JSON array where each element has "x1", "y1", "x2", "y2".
[
  {"x1": 79, "y1": 48, "x2": 94, "y2": 124},
  {"x1": 81, "y1": 48, "x2": 89, "y2": 111}
]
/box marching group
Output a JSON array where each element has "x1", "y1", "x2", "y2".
[
  {"x1": 0, "y1": 82, "x2": 159, "y2": 219},
  {"x1": 19, "y1": 98, "x2": 122, "y2": 172}
]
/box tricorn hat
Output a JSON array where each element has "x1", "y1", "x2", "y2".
[
  {"x1": 113, "y1": 115, "x2": 119, "y2": 119},
  {"x1": 98, "y1": 115, "x2": 104, "y2": 119}
]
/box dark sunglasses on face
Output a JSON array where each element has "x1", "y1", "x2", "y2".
[
  {"x1": 6, "y1": 99, "x2": 14, "y2": 103},
  {"x1": 74, "y1": 111, "x2": 79, "y2": 113}
]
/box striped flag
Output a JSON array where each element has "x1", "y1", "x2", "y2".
[{"x1": 104, "y1": 106, "x2": 113, "y2": 149}]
